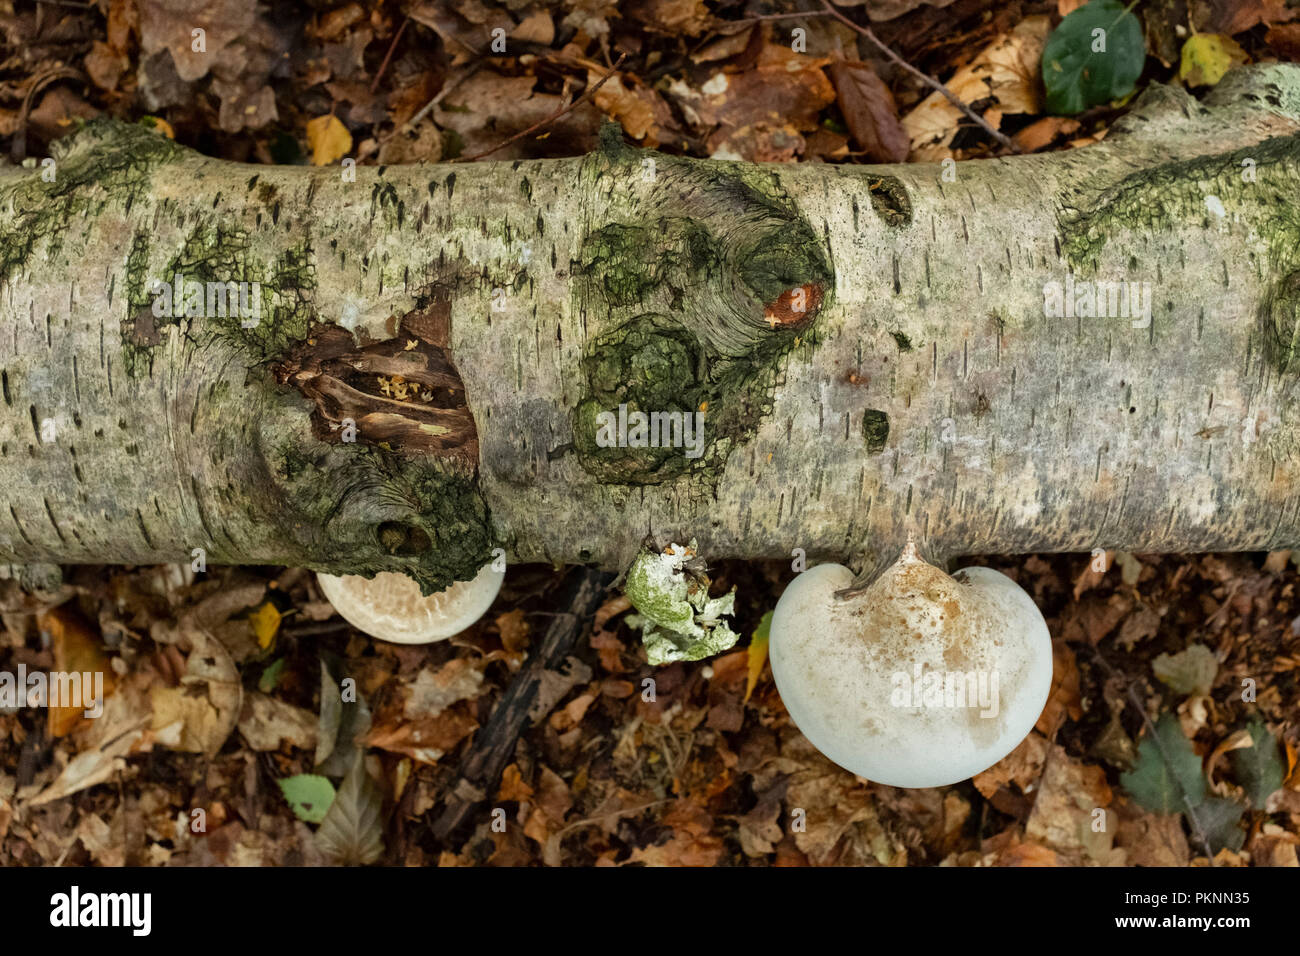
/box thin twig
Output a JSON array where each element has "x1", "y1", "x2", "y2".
[
  {"x1": 723, "y1": 9, "x2": 836, "y2": 30},
  {"x1": 451, "y1": 53, "x2": 628, "y2": 163},
  {"x1": 820, "y1": 0, "x2": 1020, "y2": 154},
  {"x1": 401, "y1": 62, "x2": 484, "y2": 133},
  {"x1": 369, "y1": 15, "x2": 410, "y2": 94}
]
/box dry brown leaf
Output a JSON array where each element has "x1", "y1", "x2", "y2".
[
  {"x1": 549, "y1": 690, "x2": 598, "y2": 732},
  {"x1": 377, "y1": 123, "x2": 442, "y2": 164},
  {"x1": 1114, "y1": 798, "x2": 1191, "y2": 866},
  {"x1": 1025, "y1": 745, "x2": 1120, "y2": 865},
  {"x1": 864, "y1": 0, "x2": 958, "y2": 20},
  {"x1": 1206, "y1": 728, "x2": 1254, "y2": 795},
  {"x1": 902, "y1": 15, "x2": 1050, "y2": 160},
  {"x1": 434, "y1": 70, "x2": 601, "y2": 159},
  {"x1": 628, "y1": 798, "x2": 724, "y2": 866},
  {"x1": 1072, "y1": 551, "x2": 1111, "y2": 600},
  {"x1": 782, "y1": 733, "x2": 902, "y2": 865},
  {"x1": 1266, "y1": 23, "x2": 1300, "y2": 58},
  {"x1": 827, "y1": 61, "x2": 909, "y2": 162},
  {"x1": 404, "y1": 658, "x2": 485, "y2": 720},
  {"x1": 28, "y1": 721, "x2": 148, "y2": 807},
  {"x1": 738, "y1": 782, "x2": 785, "y2": 856},
  {"x1": 995, "y1": 840, "x2": 1062, "y2": 866},
  {"x1": 1116, "y1": 605, "x2": 1161, "y2": 650},
  {"x1": 1250, "y1": 829, "x2": 1300, "y2": 867},
  {"x1": 591, "y1": 71, "x2": 663, "y2": 146},
  {"x1": 1035, "y1": 639, "x2": 1083, "y2": 736},
  {"x1": 237, "y1": 692, "x2": 318, "y2": 751},
  {"x1": 511, "y1": 10, "x2": 554, "y2": 44},
  {"x1": 494, "y1": 607, "x2": 530, "y2": 656},
  {"x1": 675, "y1": 42, "x2": 836, "y2": 159},
  {"x1": 1013, "y1": 115, "x2": 1080, "y2": 152},
  {"x1": 692, "y1": 26, "x2": 758, "y2": 64},
  {"x1": 626, "y1": 0, "x2": 713, "y2": 36},
  {"x1": 973, "y1": 731, "x2": 1049, "y2": 797},
  {"x1": 497, "y1": 763, "x2": 534, "y2": 803},
  {"x1": 1200, "y1": 0, "x2": 1296, "y2": 35},
  {"x1": 363, "y1": 708, "x2": 477, "y2": 764}
]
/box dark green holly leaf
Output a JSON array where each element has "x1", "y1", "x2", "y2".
[
  {"x1": 1042, "y1": 0, "x2": 1146, "y2": 115},
  {"x1": 1120, "y1": 712, "x2": 1206, "y2": 813},
  {"x1": 1230, "y1": 718, "x2": 1286, "y2": 810}
]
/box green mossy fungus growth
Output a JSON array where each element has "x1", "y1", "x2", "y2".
[
  {"x1": 0, "y1": 118, "x2": 184, "y2": 283},
  {"x1": 572, "y1": 129, "x2": 834, "y2": 485},
  {"x1": 122, "y1": 221, "x2": 317, "y2": 377},
  {"x1": 1058, "y1": 134, "x2": 1300, "y2": 377},
  {"x1": 271, "y1": 437, "x2": 495, "y2": 595}
]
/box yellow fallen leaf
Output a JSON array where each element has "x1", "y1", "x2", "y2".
[
  {"x1": 142, "y1": 116, "x2": 175, "y2": 139},
  {"x1": 1178, "y1": 34, "x2": 1249, "y2": 88},
  {"x1": 745, "y1": 611, "x2": 772, "y2": 703},
  {"x1": 150, "y1": 684, "x2": 223, "y2": 753},
  {"x1": 249, "y1": 601, "x2": 282, "y2": 649},
  {"x1": 306, "y1": 114, "x2": 352, "y2": 166}
]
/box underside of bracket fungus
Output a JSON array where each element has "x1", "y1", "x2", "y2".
[
  {"x1": 768, "y1": 540, "x2": 1052, "y2": 788},
  {"x1": 316, "y1": 561, "x2": 504, "y2": 645}
]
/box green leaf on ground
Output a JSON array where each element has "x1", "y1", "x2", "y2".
[
  {"x1": 1042, "y1": 0, "x2": 1146, "y2": 115},
  {"x1": 1120, "y1": 713, "x2": 1206, "y2": 813},
  {"x1": 258, "y1": 657, "x2": 286, "y2": 693},
  {"x1": 1230, "y1": 718, "x2": 1286, "y2": 810},
  {"x1": 1152, "y1": 644, "x2": 1217, "y2": 696},
  {"x1": 277, "y1": 774, "x2": 336, "y2": 824}
]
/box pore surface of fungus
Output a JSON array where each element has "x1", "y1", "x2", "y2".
[{"x1": 316, "y1": 560, "x2": 504, "y2": 644}]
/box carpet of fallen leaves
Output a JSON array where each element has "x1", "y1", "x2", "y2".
[
  {"x1": 2, "y1": 552, "x2": 1299, "y2": 866},
  {"x1": 2, "y1": 0, "x2": 1300, "y2": 866}
]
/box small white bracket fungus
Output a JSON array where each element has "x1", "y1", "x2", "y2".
[
  {"x1": 316, "y1": 561, "x2": 504, "y2": 645},
  {"x1": 769, "y1": 541, "x2": 1051, "y2": 788}
]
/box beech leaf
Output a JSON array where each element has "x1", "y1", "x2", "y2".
[
  {"x1": 278, "y1": 774, "x2": 336, "y2": 824},
  {"x1": 314, "y1": 752, "x2": 384, "y2": 865},
  {"x1": 827, "y1": 61, "x2": 909, "y2": 162}
]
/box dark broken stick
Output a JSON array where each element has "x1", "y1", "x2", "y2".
[{"x1": 430, "y1": 567, "x2": 615, "y2": 842}]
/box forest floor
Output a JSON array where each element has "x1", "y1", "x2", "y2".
[{"x1": 1, "y1": 0, "x2": 1298, "y2": 866}]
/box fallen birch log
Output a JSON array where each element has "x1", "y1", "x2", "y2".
[{"x1": 2, "y1": 65, "x2": 1300, "y2": 590}]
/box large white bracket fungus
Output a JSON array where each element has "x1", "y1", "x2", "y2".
[{"x1": 769, "y1": 541, "x2": 1051, "y2": 788}]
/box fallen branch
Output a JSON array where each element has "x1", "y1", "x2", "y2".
[
  {"x1": 429, "y1": 568, "x2": 614, "y2": 842},
  {"x1": 0, "y1": 66, "x2": 1298, "y2": 590}
]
